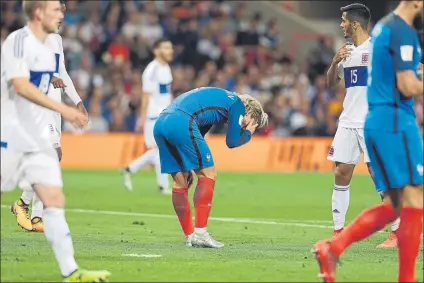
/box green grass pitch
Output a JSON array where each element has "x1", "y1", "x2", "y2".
[{"x1": 1, "y1": 170, "x2": 422, "y2": 282}]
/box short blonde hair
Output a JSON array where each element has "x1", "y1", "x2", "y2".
[
  {"x1": 22, "y1": 1, "x2": 46, "y2": 20},
  {"x1": 238, "y1": 94, "x2": 269, "y2": 129}
]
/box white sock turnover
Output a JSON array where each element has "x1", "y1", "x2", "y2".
[
  {"x1": 19, "y1": 180, "x2": 34, "y2": 205},
  {"x1": 31, "y1": 195, "x2": 44, "y2": 219}
]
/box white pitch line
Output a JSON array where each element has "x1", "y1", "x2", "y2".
[
  {"x1": 122, "y1": 254, "x2": 162, "y2": 258},
  {"x1": 0, "y1": 205, "x2": 383, "y2": 232}
]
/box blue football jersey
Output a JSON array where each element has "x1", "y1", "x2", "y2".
[
  {"x1": 163, "y1": 87, "x2": 252, "y2": 148},
  {"x1": 366, "y1": 13, "x2": 422, "y2": 132}
]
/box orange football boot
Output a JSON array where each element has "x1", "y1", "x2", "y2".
[
  {"x1": 312, "y1": 240, "x2": 339, "y2": 283},
  {"x1": 376, "y1": 231, "x2": 398, "y2": 248}
]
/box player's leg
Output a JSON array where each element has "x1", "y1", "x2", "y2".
[
  {"x1": 146, "y1": 119, "x2": 170, "y2": 193},
  {"x1": 27, "y1": 148, "x2": 110, "y2": 281},
  {"x1": 184, "y1": 132, "x2": 222, "y2": 248},
  {"x1": 12, "y1": 180, "x2": 35, "y2": 231},
  {"x1": 396, "y1": 128, "x2": 423, "y2": 283},
  {"x1": 30, "y1": 146, "x2": 60, "y2": 233},
  {"x1": 152, "y1": 149, "x2": 170, "y2": 194},
  {"x1": 361, "y1": 131, "x2": 400, "y2": 248},
  {"x1": 327, "y1": 127, "x2": 358, "y2": 237},
  {"x1": 170, "y1": 170, "x2": 194, "y2": 246},
  {"x1": 122, "y1": 120, "x2": 160, "y2": 191},
  {"x1": 397, "y1": 184, "x2": 423, "y2": 282},
  {"x1": 22, "y1": 125, "x2": 62, "y2": 232},
  {"x1": 1, "y1": 146, "x2": 33, "y2": 230},
  {"x1": 154, "y1": 117, "x2": 195, "y2": 244},
  {"x1": 122, "y1": 149, "x2": 156, "y2": 191},
  {"x1": 313, "y1": 129, "x2": 401, "y2": 282}
]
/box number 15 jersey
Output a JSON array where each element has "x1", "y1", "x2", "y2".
[
  {"x1": 1, "y1": 26, "x2": 57, "y2": 152},
  {"x1": 337, "y1": 38, "x2": 371, "y2": 128}
]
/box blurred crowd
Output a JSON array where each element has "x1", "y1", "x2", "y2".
[{"x1": 1, "y1": 0, "x2": 423, "y2": 136}]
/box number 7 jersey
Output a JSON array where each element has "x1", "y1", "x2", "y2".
[
  {"x1": 1, "y1": 26, "x2": 57, "y2": 151},
  {"x1": 337, "y1": 38, "x2": 371, "y2": 129}
]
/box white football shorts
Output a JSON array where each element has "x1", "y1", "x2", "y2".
[
  {"x1": 1, "y1": 146, "x2": 63, "y2": 192},
  {"x1": 47, "y1": 111, "x2": 62, "y2": 149},
  {"x1": 327, "y1": 126, "x2": 370, "y2": 165}
]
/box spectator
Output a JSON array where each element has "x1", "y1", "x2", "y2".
[{"x1": 4, "y1": 0, "x2": 417, "y2": 139}]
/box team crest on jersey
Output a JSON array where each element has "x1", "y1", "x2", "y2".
[
  {"x1": 362, "y1": 53, "x2": 369, "y2": 64},
  {"x1": 328, "y1": 146, "x2": 334, "y2": 157}
]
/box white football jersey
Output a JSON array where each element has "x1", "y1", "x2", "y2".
[
  {"x1": 337, "y1": 38, "x2": 371, "y2": 128},
  {"x1": 45, "y1": 33, "x2": 63, "y2": 103},
  {"x1": 142, "y1": 59, "x2": 173, "y2": 119},
  {"x1": 1, "y1": 26, "x2": 58, "y2": 151}
]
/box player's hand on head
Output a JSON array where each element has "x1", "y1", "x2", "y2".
[
  {"x1": 51, "y1": 76, "x2": 66, "y2": 89},
  {"x1": 333, "y1": 43, "x2": 351, "y2": 64},
  {"x1": 245, "y1": 118, "x2": 258, "y2": 134}
]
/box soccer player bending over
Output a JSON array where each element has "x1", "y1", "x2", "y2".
[
  {"x1": 1, "y1": 1, "x2": 109, "y2": 281},
  {"x1": 327, "y1": 3, "x2": 399, "y2": 248},
  {"x1": 313, "y1": 1, "x2": 423, "y2": 282},
  {"x1": 153, "y1": 87, "x2": 268, "y2": 248}
]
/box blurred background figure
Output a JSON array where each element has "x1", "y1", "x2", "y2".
[{"x1": 2, "y1": 0, "x2": 421, "y2": 136}]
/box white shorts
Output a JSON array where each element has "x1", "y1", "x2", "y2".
[
  {"x1": 47, "y1": 112, "x2": 62, "y2": 149},
  {"x1": 144, "y1": 119, "x2": 157, "y2": 148},
  {"x1": 1, "y1": 147, "x2": 63, "y2": 193},
  {"x1": 327, "y1": 127, "x2": 370, "y2": 165}
]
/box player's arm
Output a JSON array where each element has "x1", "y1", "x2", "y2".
[
  {"x1": 327, "y1": 43, "x2": 349, "y2": 87},
  {"x1": 418, "y1": 62, "x2": 423, "y2": 80},
  {"x1": 57, "y1": 37, "x2": 87, "y2": 116},
  {"x1": 327, "y1": 62, "x2": 343, "y2": 88},
  {"x1": 225, "y1": 100, "x2": 252, "y2": 148},
  {"x1": 391, "y1": 30, "x2": 423, "y2": 97}
]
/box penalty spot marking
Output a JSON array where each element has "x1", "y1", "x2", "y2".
[
  {"x1": 123, "y1": 254, "x2": 162, "y2": 258},
  {"x1": 0, "y1": 205, "x2": 383, "y2": 233}
]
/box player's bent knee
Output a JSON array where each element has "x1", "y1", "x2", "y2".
[
  {"x1": 171, "y1": 172, "x2": 189, "y2": 189},
  {"x1": 33, "y1": 185, "x2": 65, "y2": 208},
  {"x1": 403, "y1": 184, "x2": 424, "y2": 208},
  {"x1": 196, "y1": 166, "x2": 217, "y2": 180}
]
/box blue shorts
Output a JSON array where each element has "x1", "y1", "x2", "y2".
[
  {"x1": 153, "y1": 111, "x2": 215, "y2": 174},
  {"x1": 364, "y1": 125, "x2": 423, "y2": 192}
]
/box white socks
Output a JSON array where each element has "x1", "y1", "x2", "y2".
[
  {"x1": 43, "y1": 207, "x2": 78, "y2": 277},
  {"x1": 31, "y1": 195, "x2": 44, "y2": 219},
  {"x1": 152, "y1": 150, "x2": 169, "y2": 190},
  {"x1": 128, "y1": 149, "x2": 169, "y2": 191},
  {"x1": 391, "y1": 217, "x2": 400, "y2": 232},
  {"x1": 19, "y1": 180, "x2": 43, "y2": 219},
  {"x1": 19, "y1": 180, "x2": 34, "y2": 204},
  {"x1": 128, "y1": 149, "x2": 157, "y2": 173},
  {"x1": 332, "y1": 184, "x2": 350, "y2": 230}
]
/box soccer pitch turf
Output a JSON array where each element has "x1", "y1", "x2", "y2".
[{"x1": 1, "y1": 170, "x2": 422, "y2": 282}]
